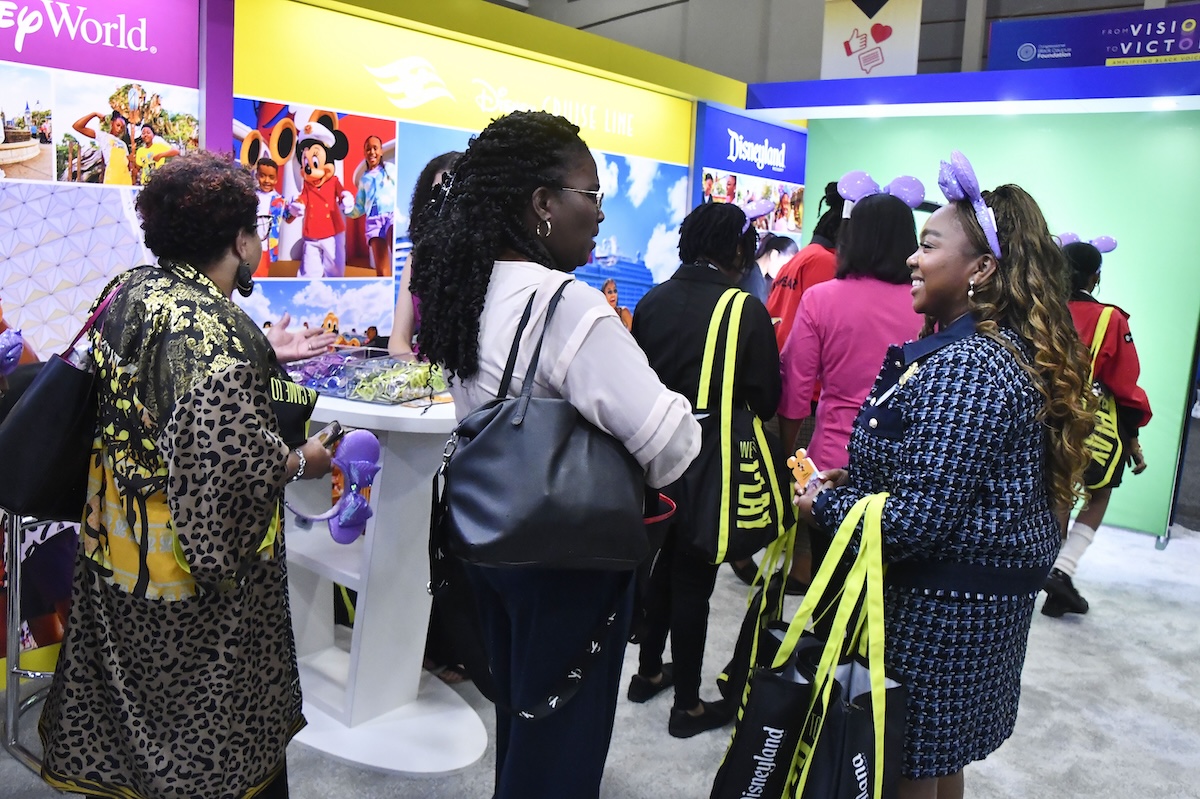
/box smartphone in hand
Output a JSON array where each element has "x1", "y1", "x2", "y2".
[{"x1": 314, "y1": 420, "x2": 346, "y2": 449}]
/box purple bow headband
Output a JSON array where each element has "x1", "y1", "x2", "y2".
[
  {"x1": 0, "y1": 328, "x2": 24, "y2": 378},
  {"x1": 938, "y1": 151, "x2": 1001, "y2": 259},
  {"x1": 286, "y1": 429, "x2": 381, "y2": 544},
  {"x1": 1058, "y1": 233, "x2": 1117, "y2": 253},
  {"x1": 837, "y1": 171, "x2": 926, "y2": 218}
]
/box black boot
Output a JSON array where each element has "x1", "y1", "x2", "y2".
[{"x1": 1043, "y1": 568, "x2": 1088, "y2": 615}]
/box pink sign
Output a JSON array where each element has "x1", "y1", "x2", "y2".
[{"x1": 0, "y1": 0, "x2": 199, "y2": 88}]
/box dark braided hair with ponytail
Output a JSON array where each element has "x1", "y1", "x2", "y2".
[
  {"x1": 408, "y1": 111, "x2": 592, "y2": 379},
  {"x1": 678, "y1": 202, "x2": 757, "y2": 275}
]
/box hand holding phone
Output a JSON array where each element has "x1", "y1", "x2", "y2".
[{"x1": 314, "y1": 421, "x2": 346, "y2": 449}]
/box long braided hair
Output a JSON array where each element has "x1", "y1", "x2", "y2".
[
  {"x1": 928, "y1": 184, "x2": 1093, "y2": 512},
  {"x1": 409, "y1": 112, "x2": 591, "y2": 379}
]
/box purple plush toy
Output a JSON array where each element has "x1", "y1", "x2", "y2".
[{"x1": 0, "y1": 328, "x2": 24, "y2": 378}]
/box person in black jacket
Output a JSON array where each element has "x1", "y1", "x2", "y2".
[{"x1": 627, "y1": 202, "x2": 781, "y2": 738}]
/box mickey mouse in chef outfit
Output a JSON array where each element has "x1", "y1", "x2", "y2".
[{"x1": 288, "y1": 120, "x2": 355, "y2": 277}]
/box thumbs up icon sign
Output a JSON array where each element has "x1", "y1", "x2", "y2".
[{"x1": 843, "y1": 28, "x2": 869, "y2": 56}]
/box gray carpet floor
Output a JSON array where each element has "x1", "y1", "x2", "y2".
[{"x1": 4, "y1": 517, "x2": 1200, "y2": 798}]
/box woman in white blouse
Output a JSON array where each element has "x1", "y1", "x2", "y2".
[{"x1": 409, "y1": 110, "x2": 699, "y2": 799}]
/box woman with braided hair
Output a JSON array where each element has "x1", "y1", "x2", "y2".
[
  {"x1": 410, "y1": 110, "x2": 699, "y2": 799},
  {"x1": 797, "y1": 153, "x2": 1093, "y2": 799}
]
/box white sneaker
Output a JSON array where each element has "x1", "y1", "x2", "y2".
[{"x1": 1192, "y1": 400, "x2": 1200, "y2": 420}]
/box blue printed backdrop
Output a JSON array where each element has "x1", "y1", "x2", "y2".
[
  {"x1": 392, "y1": 120, "x2": 690, "y2": 310},
  {"x1": 988, "y1": 6, "x2": 1200, "y2": 70}
]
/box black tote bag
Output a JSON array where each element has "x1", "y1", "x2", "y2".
[
  {"x1": 435, "y1": 280, "x2": 648, "y2": 571},
  {"x1": 0, "y1": 287, "x2": 121, "y2": 522},
  {"x1": 679, "y1": 288, "x2": 791, "y2": 564},
  {"x1": 712, "y1": 494, "x2": 905, "y2": 799}
]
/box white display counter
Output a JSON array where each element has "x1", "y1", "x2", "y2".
[{"x1": 284, "y1": 396, "x2": 487, "y2": 773}]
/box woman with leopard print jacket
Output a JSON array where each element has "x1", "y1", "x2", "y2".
[{"x1": 39, "y1": 153, "x2": 335, "y2": 799}]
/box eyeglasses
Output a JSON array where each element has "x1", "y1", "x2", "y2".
[{"x1": 558, "y1": 186, "x2": 604, "y2": 210}]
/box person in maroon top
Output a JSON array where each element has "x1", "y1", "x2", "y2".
[{"x1": 1043, "y1": 240, "x2": 1151, "y2": 618}]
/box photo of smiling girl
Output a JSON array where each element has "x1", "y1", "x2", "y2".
[{"x1": 347, "y1": 134, "x2": 398, "y2": 276}]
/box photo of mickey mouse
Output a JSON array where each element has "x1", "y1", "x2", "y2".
[
  {"x1": 288, "y1": 120, "x2": 354, "y2": 278},
  {"x1": 233, "y1": 101, "x2": 398, "y2": 279}
]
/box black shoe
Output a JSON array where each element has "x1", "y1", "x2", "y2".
[
  {"x1": 784, "y1": 576, "x2": 810, "y2": 596},
  {"x1": 729, "y1": 559, "x2": 760, "y2": 586},
  {"x1": 628, "y1": 663, "x2": 674, "y2": 703},
  {"x1": 1043, "y1": 568, "x2": 1089, "y2": 615},
  {"x1": 1040, "y1": 594, "x2": 1068, "y2": 618},
  {"x1": 668, "y1": 699, "x2": 733, "y2": 739}
]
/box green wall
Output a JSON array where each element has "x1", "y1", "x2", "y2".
[{"x1": 805, "y1": 111, "x2": 1200, "y2": 536}]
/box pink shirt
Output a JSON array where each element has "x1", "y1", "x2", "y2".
[{"x1": 778, "y1": 276, "x2": 923, "y2": 469}]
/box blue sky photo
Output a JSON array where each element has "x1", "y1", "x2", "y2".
[{"x1": 394, "y1": 120, "x2": 689, "y2": 284}]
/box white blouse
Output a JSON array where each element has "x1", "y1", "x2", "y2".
[{"x1": 448, "y1": 260, "x2": 699, "y2": 488}]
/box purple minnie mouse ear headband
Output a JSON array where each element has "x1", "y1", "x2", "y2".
[
  {"x1": 837, "y1": 171, "x2": 925, "y2": 218},
  {"x1": 938, "y1": 151, "x2": 1001, "y2": 259},
  {"x1": 1058, "y1": 232, "x2": 1117, "y2": 253}
]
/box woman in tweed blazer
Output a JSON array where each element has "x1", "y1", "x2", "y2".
[{"x1": 797, "y1": 154, "x2": 1093, "y2": 799}]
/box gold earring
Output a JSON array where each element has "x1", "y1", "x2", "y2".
[{"x1": 537, "y1": 218, "x2": 552, "y2": 238}]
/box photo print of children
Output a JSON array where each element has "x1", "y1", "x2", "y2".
[
  {"x1": 57, "y1": 74, "x2": 198, "y2": 187},
  {"x1": 234, "y1": 99, "x2": 398, "y2": 279},
  {"x1": 0, "y1": 62, "x2": 55, "y2": 182}
]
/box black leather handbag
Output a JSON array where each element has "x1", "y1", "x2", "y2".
[
  {"x1": 433, "y1": 280, "x2": 649, "y2": 571},
  {"x1": 0, "y1": 286, "x2": 121, "y2": 522}
]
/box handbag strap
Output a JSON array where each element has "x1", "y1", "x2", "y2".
[
  {"x1": 1087, "y1": 306, "x2": 1115, "y2": 383},
  {"x1": 495, "y1": 279, "x2": 573, "y2": 416},
  {"x1": 496, "y1": 293, "x2": 539, "y2": 401},
  {"x1": 63, "y1": 284, "x2": 123, "y2": 356}
]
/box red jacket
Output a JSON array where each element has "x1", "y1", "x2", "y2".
[
  {"x1": 1070, "y1": 296, "x2": 1151, "y2": 429},
  {"x1": 298, "y1": 177, "x2": 346, "y2": 240}
]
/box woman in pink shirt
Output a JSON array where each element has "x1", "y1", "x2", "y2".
[{"x1": 779, "y1": 193, "x2": 923, "y2": 587}]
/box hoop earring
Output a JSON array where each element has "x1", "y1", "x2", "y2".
[
  {"x1": 537, "y1": 218, "x2": 552, "y2": 238},
  {"x1": 236, "y1": 261, "x2": 255, "y2": 298},
  {"x1": 967, "y1": 277, "x2": 975, "y2": 300}
]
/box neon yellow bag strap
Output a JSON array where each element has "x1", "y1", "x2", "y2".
[
  {"x1": 861, "y1": 493, "x2": 889, "y2": 799},
  {"x1": 766, "y1": 493, "x2": 890, "y2": 798},
  {"x1": 714, "y1": 289, "x2": 749, "y2": 562},
  {"x1": 1087, "y1": 306, "x2": 1114, "y2": 383},
  {"x1": 696, "y1": 287, "x2": 743, "y2": 412},
  {"x1": 770, "y1": 493, "x2": 876, "y2": 668},
  {"x1": 792, "y1": 494, "x2": 889, "y2": 798},
  {"x1": 720, "y1": 520, "x2": 795, "y2": 725}
]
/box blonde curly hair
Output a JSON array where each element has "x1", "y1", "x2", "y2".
[{"x1": 920, "y1": 185, "x2": 1094, "y2": 513}]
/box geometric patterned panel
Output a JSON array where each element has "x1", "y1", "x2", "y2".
[{"x1": 0, "y1": 183, "x2": 151, "y2": 357}]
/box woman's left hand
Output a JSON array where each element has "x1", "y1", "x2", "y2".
[
  {"x1": 793, "y1": 468, "x2": 849, "y2": 526},
  {"x1": 268, "y1": 313, "x2": 337, "y2": 362}
]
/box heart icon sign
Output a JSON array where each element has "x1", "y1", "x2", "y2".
[{"x1": 871, "y1": 23, "x2": 893, "y2": 43}]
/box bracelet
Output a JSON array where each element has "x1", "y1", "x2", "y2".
[{"x1": 290, "y1": 448, "x2": 306, "y2": 483}]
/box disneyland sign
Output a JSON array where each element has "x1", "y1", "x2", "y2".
[{"x1": 728, "y1": 129, "x2": 787, "y2": 173}]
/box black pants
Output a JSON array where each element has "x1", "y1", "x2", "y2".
[
  {"x1": 637, "y1": 524, "x2": 720, "y2": 710},
  {"x1": 257, "y1": 762, "x2": 288, "y2": 799},
  {"x1": 464, "y1": 564, "x2": 632, "y2": 799}
]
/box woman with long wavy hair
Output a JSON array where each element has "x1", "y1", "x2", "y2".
[
  {"x1": 410, "y1": 110, "x2": 698, "y2": 799},
  {"x1": 796, "y1": 152, "x2": 1092, "y2": 799}
]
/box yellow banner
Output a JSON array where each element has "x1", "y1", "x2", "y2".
[{"x1": 235, "y1": 0, "x2": 693, "y2": 164}]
